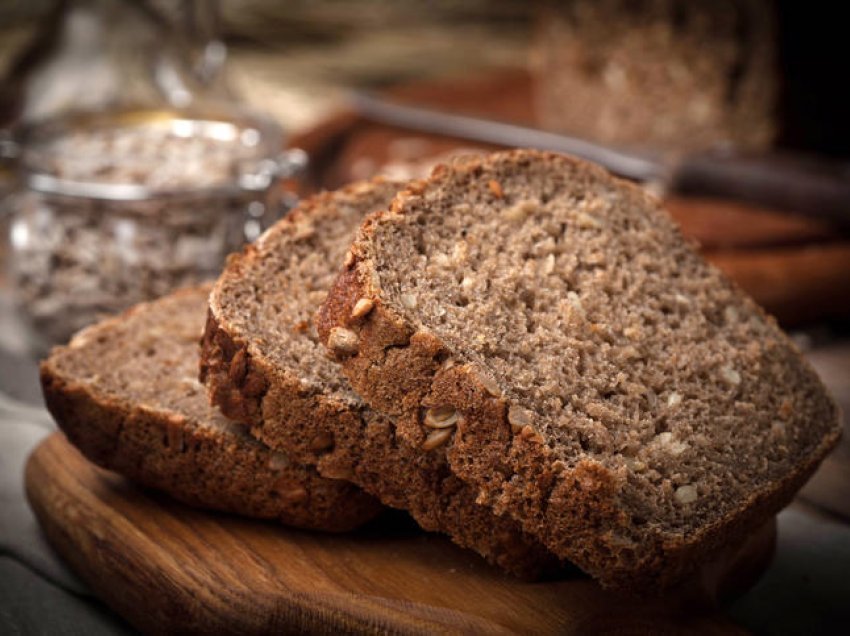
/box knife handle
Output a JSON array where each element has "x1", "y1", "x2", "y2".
[{"x1": 672, "y1": 152, "x2": 850, "y2": 229}]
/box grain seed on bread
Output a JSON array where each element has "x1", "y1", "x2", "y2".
[{"x1": 423, "y1": 406, "x2": 460, "y2": 429}]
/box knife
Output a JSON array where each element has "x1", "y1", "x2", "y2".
[{"x1": 350, "y1": 91, "x2": 850, "y2": 228}]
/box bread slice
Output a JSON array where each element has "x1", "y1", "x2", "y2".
[
  {"x1": 316, "y1": 150, "x2": 842, "y2": 588},
  {"x1": 201, "y1": 179, "x2": 560, "y2": 577},
  {"x1": 40, "y1": 286, "x2": 381, "y2": 532}
]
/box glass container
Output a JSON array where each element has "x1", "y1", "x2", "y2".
[{"x1": 1, "y1": 108, "x2": 305, "y2": 352}]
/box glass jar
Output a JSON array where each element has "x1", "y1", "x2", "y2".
[{"x1": 1, "y1": 108, "x2": 305, "y2": 352}]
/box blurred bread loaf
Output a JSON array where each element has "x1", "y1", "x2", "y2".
[{"x1": 534, "y1": 0, "x2": 778, "y2": 152}]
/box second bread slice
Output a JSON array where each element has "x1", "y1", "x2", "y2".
[{"x1": 201, "y1": 179, "x2": 560, "y2": 577}]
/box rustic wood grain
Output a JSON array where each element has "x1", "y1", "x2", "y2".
[
  {"x1": 663, "y1": 197, "x2": 834, "y2": 249},
  {"x1": 25, "y1": 433, "x2": 776, "y2": 635}
]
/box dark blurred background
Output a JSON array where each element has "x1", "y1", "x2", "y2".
[
  {"x1": 1, "y1": 1, "x2": 848, "y2": 154},
  {"x1": 1, "y1": 3, "x2": 849, "y2": 635}
]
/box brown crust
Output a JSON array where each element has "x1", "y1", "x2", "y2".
[
  {"x1": 316, "y1": 150, "x2": 843, "y2": 589},
  {"x1": 201, "y1": 180, "x2": 563, "y2": 578},
  {"x1": 41, "y1": 289, "x2": 381, "y2": 533}
]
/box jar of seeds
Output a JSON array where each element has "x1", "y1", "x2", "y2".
[{"x1": 1, "y1": 108, "x2": 306, "y2": 352}]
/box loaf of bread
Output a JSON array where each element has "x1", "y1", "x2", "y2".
[
  {"x1": 40, "y1": 286, "x2": 381, "y2": 532},
  {"x1": 534, "y1": 0, "x2": 778, "y2": 152},
  {"x1": 201, "y1": 179, "x2": 561, "y2": 578},
  {"x1": 316, "y1": 150, "x2": 841, "y2": 588}
]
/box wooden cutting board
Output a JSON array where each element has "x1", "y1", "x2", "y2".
[{"x1": 26, "y1": 433, "x2": 776, "y2": 635}]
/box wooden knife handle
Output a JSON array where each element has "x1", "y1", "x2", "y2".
[{"x1": 673, "y1": 152, "x2": 850, "y2": 228}]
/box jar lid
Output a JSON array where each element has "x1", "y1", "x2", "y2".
[{"x1": 7, "y1": 108, "x2": 306, "y2": 201}]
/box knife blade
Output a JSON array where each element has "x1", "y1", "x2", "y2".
[{"x1": 350, "y1": 91, "x2": 850, "y2": 228}]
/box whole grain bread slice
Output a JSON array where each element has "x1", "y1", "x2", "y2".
[
  {"x1": 317, "y1": 150, "x2": 842, "y2": 588},
  {"x1": 40, "y1": 286, "x2": 381, "y2": 532},
  {"x1": 201, "y1": 179, "x2": 560, "y2": 577}
]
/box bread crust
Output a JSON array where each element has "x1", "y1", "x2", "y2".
[
  {"x1": 316, "y1": 150, "x2": 843, "y2": 589},
  {"x1": 41, "y1": 287, "x2": 381, "y2": 533},
  {"x1": 201, "y1": 180, "x2": 563, "y2": 578}
]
